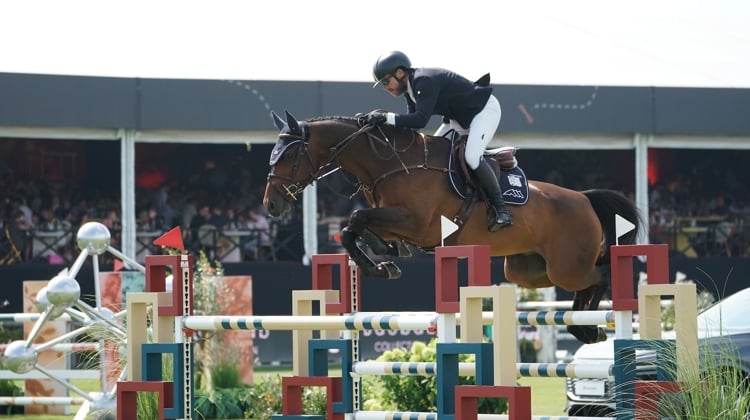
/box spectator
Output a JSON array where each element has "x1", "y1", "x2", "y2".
[
  {"x1": 243, "y1": 207, "x2": 271, "y2": 260},
  {"x1": 208, "y1": 205, "x2": 228, "y2": 231},
  {"x1": 8, "y1": 210, "x2": 32, "y2": 261},
  {"x1": 143, "y1": 207, "x2": 165, "y2": 232},
  {"x1": 37, "y1": 208, "x2": 64, "y2": 232},
  {"x1": 189, "y1": 205, "x2": 211, "y2": 252},
  {"x1": 181, "y1": 196, "x2": 198, "y2": 231},
  {"x1": 101, "y1": 209, "x2": 122, "y2": 246},
  {"x1": 223, "y1": 207, "x2": 239, "y2": 231}
]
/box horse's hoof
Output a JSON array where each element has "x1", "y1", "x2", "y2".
[
  {"x1": 377, "y1": 261, "x2": 402, "y2": 279},
  {"x1": 567, "y1": 325, "x2": 607, "y2": 344},
  {"x1": 595, "y1": 327, "x2": 607, "y2": 343}
]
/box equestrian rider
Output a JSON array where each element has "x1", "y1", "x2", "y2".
[{"x1": 366, "y1": 51, "x2": 512, "y2": 231}]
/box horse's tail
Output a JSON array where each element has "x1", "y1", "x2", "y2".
[{"x1": 582, "y1": 189, "x2": 642, "y2": 265}]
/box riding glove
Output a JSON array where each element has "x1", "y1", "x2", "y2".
[{"x1": 365, "y1": 110, "x2": 387, "y2": 125}]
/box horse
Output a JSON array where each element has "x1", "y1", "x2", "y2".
[{"x1": 262, "y1": 111, "x2": 641, "y2": 344}]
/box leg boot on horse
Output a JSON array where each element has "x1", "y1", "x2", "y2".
[
  {"x1": 474, "y1": 157, "x2": 513, "y2": 232},
  {"x1": 340, "y1": 226, "x2": 402, "y2": 279}
]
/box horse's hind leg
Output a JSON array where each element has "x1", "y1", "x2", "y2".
[{"x1": 566, "y1": 265, "x2": 610, "y2": 344}]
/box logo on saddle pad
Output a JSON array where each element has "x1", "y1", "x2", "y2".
[{"x1": 502, "y1": 172, "x2": 528, "y2": 202}]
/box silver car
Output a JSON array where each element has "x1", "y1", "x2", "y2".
[{"x1": 565, "y1": 287, "x2": 750, "y2": 417}]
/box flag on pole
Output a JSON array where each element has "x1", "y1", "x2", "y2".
[
  {"x1": 614, "y1": 214, "x2": 635, "y2": 245},
  {"x1": 440, "y1": 215, "x2": 459, "y2": 246},
  {"x1": 154, "y1": 226, "x2": 185, "y2": 250}
]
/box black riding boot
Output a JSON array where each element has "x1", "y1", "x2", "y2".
[{"x1": 474, "y1": 157, "x2": 513, "y2": 232}]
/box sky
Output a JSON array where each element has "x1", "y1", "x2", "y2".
[{"x1": 1, "y1": 0, "x2": 749, "y2": 88}]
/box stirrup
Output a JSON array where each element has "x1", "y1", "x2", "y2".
[{"x1": 488, "y1": 209, "x2": 513, "y2": 232}]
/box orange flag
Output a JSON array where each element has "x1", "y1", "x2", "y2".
[
  {"x1": 113, "y1": 258, "x2": 124, "y2": 271},
  {"x1": 153, "y1": 226, "x2": 185, "y2": 250}
]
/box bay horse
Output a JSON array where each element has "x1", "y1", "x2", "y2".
[{"x1": 262, "y1": 111, "x2": 641, "y2": 344}]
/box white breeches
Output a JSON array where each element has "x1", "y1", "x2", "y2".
[{"x1": 433, "y1": 94, "x2": 501, "y2": 169}]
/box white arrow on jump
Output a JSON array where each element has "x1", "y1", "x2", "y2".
[
  {"x1": 440, "y1": 215, "x2": 459, "y2": 246},
  {"x1": 615, "y1": 214, "x2": 635, "y2": 245}
]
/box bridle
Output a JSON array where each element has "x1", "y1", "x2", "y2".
[{"x1": 266, "y1": 120, "x2": 377, "y2": 204}]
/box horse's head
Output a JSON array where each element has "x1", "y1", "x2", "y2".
[{"x1": 263, "y1": 111, "x2": 363, "y2": 217}]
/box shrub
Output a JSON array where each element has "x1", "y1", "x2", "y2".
[
  {"x1": 211, "y1": 361, "x2": 242, "y2": 389},
  {"x1": 238, "y1": 374, "x2": 326, "y2": 420},
  {"x1": 195, "y1": 388, "x2": 245, "y2": 419},
  {"x1": 656, "y1": 339, "x2": 750, "y2": 419},
  {"x1": 363, "y1": 339, "x2": 508, "y2": 413}
]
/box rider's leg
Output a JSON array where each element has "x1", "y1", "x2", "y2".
[
  {"x1": 466, "y1": 95, "x2": 512, "y2": 231},
  {"x1": 433, "y1": 119, "x2": 465, "y2": 139},
  {"x1": 474, "y1": 157, "x2": 513, "y2": 231}
]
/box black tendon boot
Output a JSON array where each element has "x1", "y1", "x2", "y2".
[{"x1": 473, "y1": 157, "x2": 513, "y2": 231}]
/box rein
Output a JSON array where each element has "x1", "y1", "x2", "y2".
[{"x1": 364, "y1": 129, "x2": 449, "y2": 192}]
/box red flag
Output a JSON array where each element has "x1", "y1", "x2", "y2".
[
  {"x1": 113, "y1": 258, "x2": 124, "y2": 272},
  {"x1": 153, "y1": 226, "x2": 185, "y2": 250}
]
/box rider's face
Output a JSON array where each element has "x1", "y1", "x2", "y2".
[{"x1": 382, "y1": 69, "x2": 407, "y2": 97}]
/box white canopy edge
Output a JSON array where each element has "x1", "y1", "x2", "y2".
[{"x1": 4, "y1": 126, "x2": 750, "y2": 150}]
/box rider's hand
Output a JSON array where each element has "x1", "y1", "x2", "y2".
[{"x1": 365, "y1": 110, "x2": 387, "y2": 125}]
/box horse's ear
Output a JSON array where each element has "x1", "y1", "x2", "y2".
[
  {"x1": 284, "y1": 110, "x2": 302, "y2": 136},
  {"x1": 270, "y1": 111, "x2": 286, "y2": 131}
]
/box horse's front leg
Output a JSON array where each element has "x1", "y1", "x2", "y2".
[
  {"x1": 340, "y1": 227, "x2": 402, "y2": 279},
  {"x1": 360, "y1": 228, "x2": 412, "y2": 257},
  {"x1": 339, "y1": 207, "x2": 415, "y2": 279}
]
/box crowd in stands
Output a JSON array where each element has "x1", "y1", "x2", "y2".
[
  {"x1": 648, "y1": 175, "x2": 750, "y2": 258},
  {"x1": 0, "y1": 156, "x2": 280, "y2": 264},
  {"x1": 1, "y1": 149, "x2": 749, "y2": 266}
]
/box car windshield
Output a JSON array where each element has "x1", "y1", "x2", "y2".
[{"x1": 697, "y1": 287, "x2": 750, "y2": 336}]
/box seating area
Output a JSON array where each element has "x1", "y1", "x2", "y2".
[{"x1": 2, "y1": 141, "x2": 749, "y2": 266}]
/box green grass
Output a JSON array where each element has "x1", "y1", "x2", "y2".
[
  {"x1": 519, "y1": 376, "x2": 567, "y2": 416},
  {"x1": 3, "y1": 373, "x2": 566, "y2": 419}
]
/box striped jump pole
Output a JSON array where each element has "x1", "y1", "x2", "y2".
[
  {"x1": 352, "y1": 411, "x2": 611, "y2": 420},
  {"x1": 0, "y1": 342, "x2": 100, "y2": 353},
  {"x1": 181, "y1": 310, "x2": 615, "y2": 332},
  {"x1": 350, "y1": 361, "x2": 612, "y2": 379},
  {"x1": 0, "y1": 397, "x2": 88, "y2": 406},
  {"x1": 514, "y1": 310, "x2": 614, "y2": 327},
  {"x1": 352, "y1": 310, "x2": 616, "y2": 327},
  {"x1": 183, "y1": 314, "x2": 438, "y2": 331}
]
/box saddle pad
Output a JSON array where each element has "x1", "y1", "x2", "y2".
[{"x1": 449, "y1": 166, "x2": 530, "y2": 206}]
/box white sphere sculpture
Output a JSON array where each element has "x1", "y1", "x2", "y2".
[
  {"x1": 2, "y1": 340, "x2": 38, "y2": 374},
  {"x1": 46, "y1": 272, "x2": 81, "y2": 307},
  {"x1": 77, "y1": 221, "x2": 111, "y2": 255}
]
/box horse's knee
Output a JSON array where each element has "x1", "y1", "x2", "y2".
[{"x1": 348, "y1": 209, "x2": 367, "y2": 230}]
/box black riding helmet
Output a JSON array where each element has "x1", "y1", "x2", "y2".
[{"x1": 372, "y1": 51, "x2": 411, "y2": 87}]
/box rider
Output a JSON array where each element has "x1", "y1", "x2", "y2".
[{"x1": 366, "y1": 50, "x2": 512, "y2": 231}]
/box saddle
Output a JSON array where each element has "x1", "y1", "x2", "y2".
[{"x1": 447, "y1": 135, "x2": 528, "y2": 205}]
